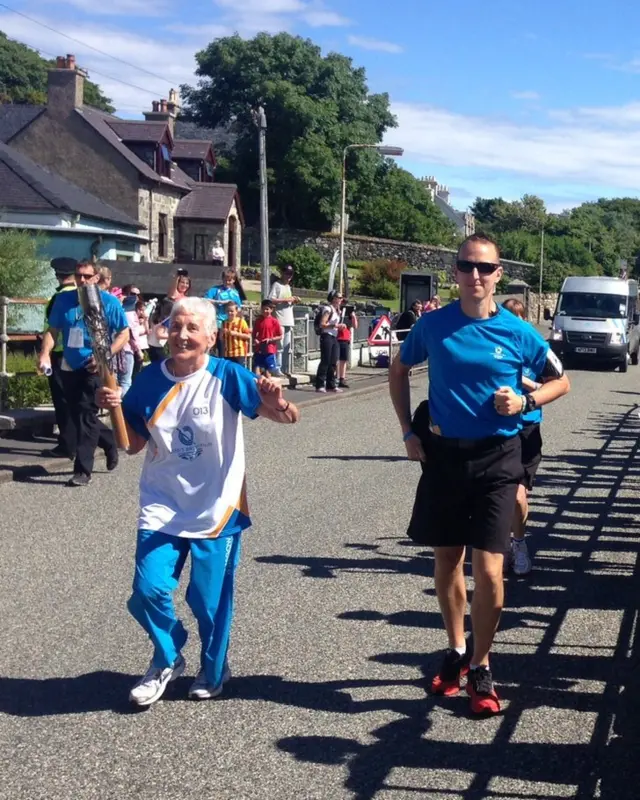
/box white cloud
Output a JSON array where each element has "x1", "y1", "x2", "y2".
[
  {"x1": 41, "y1": 0, "x2": 173, "y2": 15},
  {"x1": 347, "y1": 35, "x2": 403, "y2": 54},
  {"x1": 303, "y1": 9, "x2": 351, "y2": 27},
  {"x1": 211, "y1": 0, "x2": 349, "y2": 35},
  {"x1": 389, "y1": 101, "x2": 640, "y2": 193},
  {"x1": 511, "y1": 90, "x2": 540, "y2": 101}
]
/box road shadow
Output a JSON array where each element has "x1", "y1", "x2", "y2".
[{"x1": 257, "y1": 403, "x2": 640, "y2": 799}]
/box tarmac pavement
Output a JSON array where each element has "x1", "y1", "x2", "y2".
[{"x1": 1, "y1": 364, "x2": 640, "y2": 799}]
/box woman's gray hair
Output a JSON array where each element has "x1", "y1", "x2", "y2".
[{"x1": 170, "y1": 297, "x2": 217, "y2": 335}]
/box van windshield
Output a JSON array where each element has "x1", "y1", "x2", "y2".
[{"x1": 557, "y1": 292, "x2": 627, "y2": 319}]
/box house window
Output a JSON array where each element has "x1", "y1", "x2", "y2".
[
  {"x1": 156, "y1": 144, "x2": 172, "y2": 177},
  {"x1": 158, "y1": 213, "x2": 168, "y2": 258},
  {"x1": 194, "y1": 234, "x2": 207, "y2": 262},
  {"x1": 204, "y1": 161, "x2": 215, "y2": 182},
  {"x1": 115, "y1": 240, "x2": 135, "y2": 261}
]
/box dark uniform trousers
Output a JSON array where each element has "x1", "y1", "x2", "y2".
[
  {"x1": 61, "y1": 367, "x2": 116, "y2": 477},
  {"x1": 47, "y1": 351, "x2": 75, "y2": 457}
]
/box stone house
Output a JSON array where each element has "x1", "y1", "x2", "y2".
[
  {"x1": 421, "y1": 176, "x2": 476, "y2": 238},
  {"x1": 175, "y1": 184, "x2": 243, "y2": 269},
  {"x1": 0, "y1": 55, "x2": 243, "y2": 267}
]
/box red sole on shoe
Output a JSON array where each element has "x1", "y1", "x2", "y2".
[
  {"x1": 431, "y1": 665, "x2": 469, "y2": 696},
  {"x1": 467, "y1": 686, "x2": 501, "y2": 716}
]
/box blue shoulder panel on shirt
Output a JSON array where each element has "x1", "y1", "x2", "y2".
[
  {"x1": 214, "y1": 357, "x2": 261, "y2": 418},
  {"x1": 122, "y1": 362, "x2": 174, "y2": 441}
]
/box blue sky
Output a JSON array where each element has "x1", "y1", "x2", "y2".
[{"x1": 3, "y1": 0, "x2": 640, "y2": 212}]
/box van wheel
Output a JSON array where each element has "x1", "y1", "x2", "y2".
[
  {"x1": 620, "y1": 357, "x2": 629, "y2": 373},
  {"x1": 632, "y1": 350, "x2": 639, "y2": 366}
]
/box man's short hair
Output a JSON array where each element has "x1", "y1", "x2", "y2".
[
  {"x1": 261, "y1": 299, "x2": 274, "y2": 310},
  {"x1": 457, "y1": 233, "x2": 501, "y2": 261},
  {"x1": 76, "y1": 260, "x2": 97, "y2": 274}
]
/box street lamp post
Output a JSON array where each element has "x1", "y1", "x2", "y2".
[
  {"x1": 537, "y1": 226, "x2": 545, "y2": 323},
  {"x1": 339, "y1": 144, "x2": 404, "y2": 296}
]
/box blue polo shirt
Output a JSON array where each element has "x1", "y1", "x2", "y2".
[
  {"x1": 400, "y1": 301, "x2": 549, "y2": 439},
  {"x1": 203, "y1": 285, "x2": 242, "y2": 323},
  {"x1": 48, "y1": 289, "x2": 128, "y2": 371}
]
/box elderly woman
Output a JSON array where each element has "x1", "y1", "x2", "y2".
[
  {"x1": 204, "y1": 268, "x2": 243, "y2": 358},
  {"x1": 97, "y1": 297, "x2": 300, "y2": 707}
]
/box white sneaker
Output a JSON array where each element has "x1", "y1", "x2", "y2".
[
  {"x1": 129, "y1": 655, "x2": 186, "y2": 707},
  {"x1": 188, "y1": 666, "x2": 232, "y2": 700},
  {"x1": 512, "y1": 539, "x2": 532, "y2": 576}
]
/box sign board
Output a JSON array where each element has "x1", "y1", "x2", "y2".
[
  {"x1": 400, "y1": 272, "x2": 437, "y2": 314},
  {"x1": 368, "y1": 315, "x2": 396, "y2": 346}
]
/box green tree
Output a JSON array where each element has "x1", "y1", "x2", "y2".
[
  {"x1": 0, "y1": 32, "x2": 113, "y2": 111},
  {"x1": 0, "y1": 230, "x2": 49, "y2": 297},
  {"x1": 274, "y1": 246, "x2": 328, "y2": 290},
  {"x1": 350, "y1": 161, "x2": 458, "y2": 246},
  {"x1": 181, "y1": 32, "x2": 396, "y2": 230}
]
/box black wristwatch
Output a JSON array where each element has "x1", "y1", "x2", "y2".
[{"x1": 524, "y1": 393, "x2": 537, "y2": 413}]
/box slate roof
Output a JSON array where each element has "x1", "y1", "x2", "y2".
[
  {"x1": 107, "y1": 120, "x2": 168, "y2": 144},
  {"x1": 0, "y1": 141, "x2": 142, "y2": 228},
  {"x1": 78, "y1": 107, "x2": 191, "y2": 192},
  {"x1": 172, "y1": 140, "x2": 211, "y2": 160},
  {"x1": 434, "y1": 194, "x2": 466, "y2": 229},
  {"x1": 0, "y1": 104, "x2": 45, "y2": 143},
  {"x1": 175, "y1": 183, "x2": 242, "y2": 223}
]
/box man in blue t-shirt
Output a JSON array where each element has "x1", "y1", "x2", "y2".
[
  {"x1": 389, "y1": 233, "x2": 570, "y2": 717},
  {"x1": 38, "y1": 260, "x2": 129, "y2": 487}
]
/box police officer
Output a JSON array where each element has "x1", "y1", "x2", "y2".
[
  {"x1": 38, "y1": 261, "x2": 129, "y2": 487},
  {"x1": 42, "y1": 257, "x2": 77, "y2": 459},
  {"x1": 389, "y1": 233, "x2": 570, "y2": 716}
]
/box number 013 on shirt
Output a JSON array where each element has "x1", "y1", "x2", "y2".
[{"x1": 122, "y1": 356, "x2": 262, "y2": 539}]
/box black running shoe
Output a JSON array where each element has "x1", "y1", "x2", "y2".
[
  {"x1": 430, "y1": 647, "x2": 470, "y2": 696},
  {"x1": 67, "y1": 473, "x2": 92, "y2": 487},
  {"x1": 466, "y1": 666, "x2": 500, "y2": 716}
]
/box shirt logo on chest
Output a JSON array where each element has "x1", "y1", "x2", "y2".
[
  {"x1": 493, "y1": 346, "x2": 504, "y2": 360},
  {"x1": 175, "y1": 425, "x2": 204, "y2": 461}
]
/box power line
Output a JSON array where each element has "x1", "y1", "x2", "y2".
[
  {"x1": 10, "y1": 37, "x2": 164, "y2": 100},
  {"x1": 0, "y1": 1, "x2": 175, "y2": 86}
]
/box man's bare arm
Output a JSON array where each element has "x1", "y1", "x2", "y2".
[
  {"x1": 389, "y1": 355, "x2": 426, "y2": 461},
  {"x1": 111, "y1": 328, "x2": 130, "y2": 356}
]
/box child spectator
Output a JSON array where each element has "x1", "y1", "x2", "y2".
[
  {"x1": 221, "y1": 302, "x2": 251, "y2": 367},
  {"x1": 253, "y1": 299, "x2": 283, "y2": 377}
]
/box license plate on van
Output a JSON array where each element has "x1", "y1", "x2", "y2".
[{"x1": 575, "y1": 347, "x2": 597, "y2": 354}]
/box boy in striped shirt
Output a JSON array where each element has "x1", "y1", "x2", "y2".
[{"x1": 222, "y1": 302, "x2": 251, "y2": 367}]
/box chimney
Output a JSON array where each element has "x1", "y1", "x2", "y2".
[
  {"x1": 436, "y1": 184, "x2": 451, "y2": 205},
  {"x1": 48, "y1": 54, "x2": 86, "y2": 117},
  {"x1": 143, "y1": 90, "x2": 180, "y2": 136},
  {"x1": 421, "y1": 175, "x2": 438, "y2": 201}
]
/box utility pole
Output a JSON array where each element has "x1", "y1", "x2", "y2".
[
  {"x1": 537, "y1": 226, "x2": 545, "y2": 323},
  {"x1": 258, "y1": 106, "x2": 270, "y2": 301}
]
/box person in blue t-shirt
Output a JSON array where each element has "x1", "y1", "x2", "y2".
[
  {"x1": 38, "y1": 260, "x2": 129, "y2": 487},
  {"x1": 389, "y1": 233, "x2": 570, "y2": 717},
  {"x1": 203, "y1": 268, "x2": 242, "y2": 358},
  {"x1": 502, "y1": 298, "x2": 543, "y2": 577}
]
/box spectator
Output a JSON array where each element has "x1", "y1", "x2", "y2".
[
  {"x1": 210, "y1": 238, "x2": 226, "y2": 267},
  {"x1": 315, "y1": 290, "x2": 346, "y2": 394},
  {"x1": 41, "y1": 257, "x2": 78, "y2": 460},
  {"x1": 337, "y1": 301, "x2": 358, "y2": 389},
  {"x1": 269, "y1": 264, "x2": 300, "y2": 377},
  {"x1": 147, "y1": 274, "x2": 189, "y2": 362},
  {"x1": 167, "y1": 270, "x2": 191, "y2": 302},
  {"x1": 121, "y1": 286, "x2": 146, "y2": 386},
  {"x1": 425, "y1": 294, "x2": 441, "y2": 312},
  {"x1": 38, "y1": 260, "x2": 129, "y2": 487},
  {"x1": 97, "y1": 264, "x2": 122, "y2": 300},
  {"x1": 95, "y1": 296, "x2": 300, "y2": 707},
  {"x1": 253, "y1": 299, "x2": 283, "y2": 377},
  {"x1": 204, "y1": 269, "x2": 242, "y2": 358},
  {"x1": 394, "y1": 300, "x2": 423, "y2": 342},
  {"x1": 221, "y1": 302, "x2": 251, "y2": 368}
]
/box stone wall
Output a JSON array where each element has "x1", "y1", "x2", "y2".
[
  {"x1": 138, "y1": 188, "x2": 182, "y2": 262},
  {"x1": 242, "y1": 227, "x2": 533, "y2": 281},
  {"x1": 528, "y1": 292, "x2": 559, "y2": 323}
]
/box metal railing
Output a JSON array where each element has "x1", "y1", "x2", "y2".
[{"x1": 0, "y1": 296, "x2": 48, "y2": 413}]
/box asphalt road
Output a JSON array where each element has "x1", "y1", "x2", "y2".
[{"x1": 1, "y1": 364, "x2": 640, "y2": 800}]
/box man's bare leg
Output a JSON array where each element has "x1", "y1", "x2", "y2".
[
  {"x1": 434, "y1": 546, "x2": 467, "y2": 648},
  {"x1": 470, "y1": 549, "x2": 504, "y2": 666}
]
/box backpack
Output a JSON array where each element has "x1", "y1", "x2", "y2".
[{"x1": 314, "y1": 305, "x2": 330, "y2": 335}]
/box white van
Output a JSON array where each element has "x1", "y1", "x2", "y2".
[{"x1": 545, "y1": 276, "x2": 640, "y2": 373}]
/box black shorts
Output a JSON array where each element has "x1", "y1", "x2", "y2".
[
  {"x1": 519, "y1": 422, "x2": 542, "y2": 491},
  {"x1": 338, "y1": 340, "x2": 350, "y2": 361},
  {"x1": 407, "y1": 432, "x2": 523, "y2": 554}
]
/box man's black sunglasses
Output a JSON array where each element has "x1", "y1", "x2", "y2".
[{"x1": 456, "y1": 260, "x2": 500, "y2": 275}]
